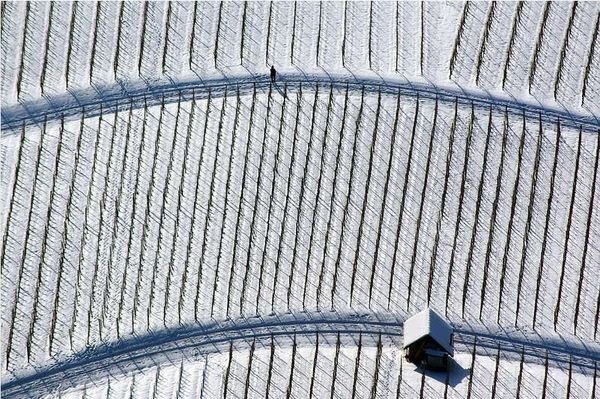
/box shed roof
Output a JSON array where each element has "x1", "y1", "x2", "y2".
[{"x1": 403, "y1": 308, "x2": 454, "y2": 356}]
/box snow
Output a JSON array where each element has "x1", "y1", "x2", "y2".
[{"x1": 1, "y1": 1, "x2": 599, "y2": 398}]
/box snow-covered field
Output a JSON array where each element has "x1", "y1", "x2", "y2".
[{"x1": 1, "y1": 1, "x2": 599, "y2": 398}]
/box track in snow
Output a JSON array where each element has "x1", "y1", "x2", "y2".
[
  {"x1": 3, "y1": 311, "x2": 598, "y2": 398},
  {"x1": 2, "y1": 69, "x2": 598, "y2": 133}
]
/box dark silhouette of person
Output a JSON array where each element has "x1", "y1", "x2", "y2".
[{"x1": 270, "y1": 65, "x2": 276, "y2": 83}]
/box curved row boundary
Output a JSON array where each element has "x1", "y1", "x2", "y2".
[
  {"x1": 2, "y1": 311, "x2": 598, "y2": 398},
  {"x1": 2, "y1": 69, "x2": 599, "y2": 134}
]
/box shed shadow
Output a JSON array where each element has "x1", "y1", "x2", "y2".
[{"x1": 416, "y1": 358, "x2": 470, "y2": 388}]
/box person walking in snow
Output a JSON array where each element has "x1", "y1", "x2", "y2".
[{"x1": 270, "y1": 65, "x2": 276, "y2": 83}]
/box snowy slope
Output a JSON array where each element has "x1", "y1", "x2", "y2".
[{"x1": 1, "y1": 1, "x2": 599, "y2": 398}]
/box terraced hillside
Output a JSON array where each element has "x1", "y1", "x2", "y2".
[{"x1": 1, "y1": 2, "x2": 599, "y2": 398}]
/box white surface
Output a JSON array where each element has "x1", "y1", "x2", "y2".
[{"x1": 1, "y1": 1, "x2": 598, "y2": 398}]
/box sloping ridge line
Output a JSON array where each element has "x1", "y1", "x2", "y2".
[
  {"x1": 2, "y1": 71, "x2": 598, "y2": 133},
  {"x1": 2, "y1": 311, "x2": 598, "y2": 398}
]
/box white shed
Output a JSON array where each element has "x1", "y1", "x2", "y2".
[{"x1": 403, "y1": 308, "x2": 454, "y2": 369}]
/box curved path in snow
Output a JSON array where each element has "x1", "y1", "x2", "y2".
[
  {"x1": 2, "y1": 69, "x2": 599, "y2": 134},
  {"x1": 2, "y1": 311, "x2": 598, "y2": 398}
]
